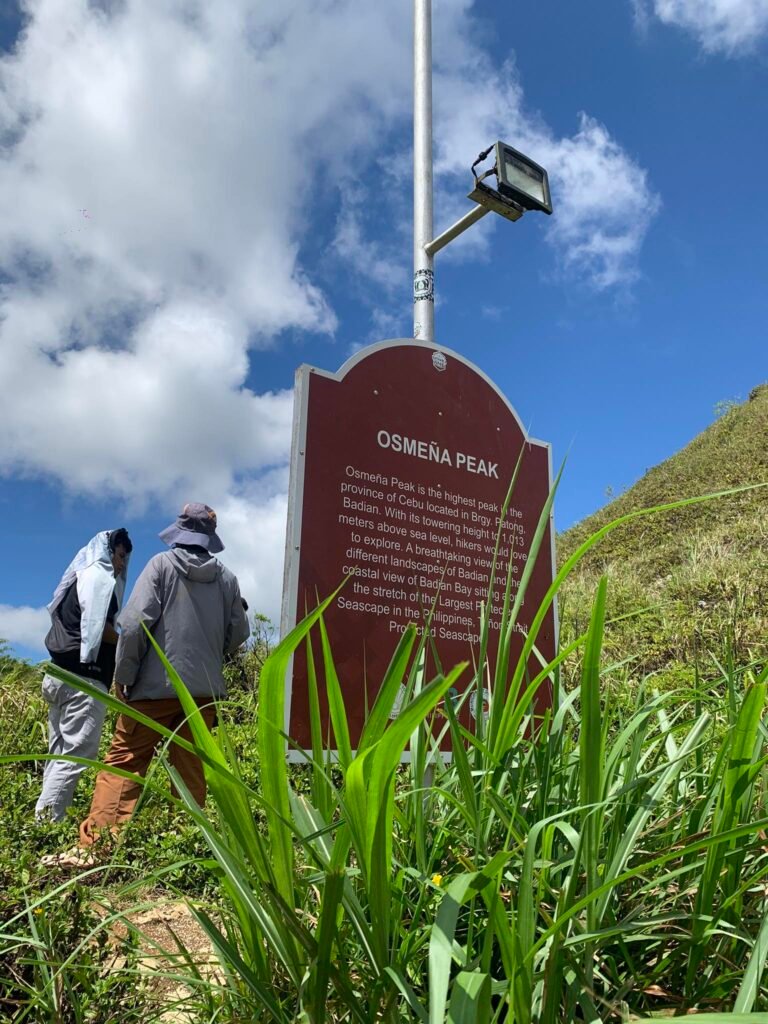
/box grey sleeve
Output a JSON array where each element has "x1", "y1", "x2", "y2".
[
  {"x1": 225, "y1": 581, "x2": 250, "y2": 655},
  {"x1": 114, "y1": 558, "x2": 164, "y2": 689}
]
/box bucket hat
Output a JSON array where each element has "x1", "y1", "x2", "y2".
[{"x1": 159, "y1": 503, "x2": 224, "y2": 553}]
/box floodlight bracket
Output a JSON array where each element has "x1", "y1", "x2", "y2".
[
  {"x1": 467, "y1": 181, "x2": 524, "y2": 223},
  {"x1": 424, "y1": 202, "x2": 491, "y2": 256},
  {"x1": 423, "y1": 182, "x2": 524, "y2": 257}
]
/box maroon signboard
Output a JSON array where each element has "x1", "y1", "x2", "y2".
[{"x1": 281, "y1": 339, "x2": 556, "y2": 757}]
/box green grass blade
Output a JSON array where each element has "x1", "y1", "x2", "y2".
[
  {"x1": 686, "y1": 678, "x2": 767, "y2": 994},
  {"x1": 428, "y1": 872, "x2": 487, "y2": 1024},
  {"x1": 358, "y1": 624, "x2": 418, "y2": 752},
  {"x1": 633, "y1": 1017, "x2": 768, "y2": 1023},
  {"x1": 167, "y1": 764, "x2": 298, "y2": 978},
  {"x1": 447, "y1": 971, "x2": 491, "y2": 1024},
  {"x1": 494, "y1": 483, "x2": 767, "y2": 761},
  {"x1": 734, "y1": 898, "x2": 768, "y2": 1013},
  {"x1": 310, "y1": 867, "x2": 346, "y2": 1024},
  {"x1": 318, "y1": 614, "x2": 353, "y2": 769},
  {"x1": 189, "y1": 907, "x2": 288, "y2": 1022},
  {"x1": 305, "y1": 632, "x2": 332, "y2": 820},
  {"x1": 490, "y1": 460, "x2": 564, "y2": 751},
  {"x1": 597, "y1": 711, "x2": 711, "y2": 921},
  {"x1": 579, "y1": 575, "x2": 607, "y2": 924},
  {"x1": 258, "y1": 590, "x2": 343, "y2": 914}
]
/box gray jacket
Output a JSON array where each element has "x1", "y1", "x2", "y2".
[{"x1": 115, "y1": 548, "x2": 250, "y2": 701}]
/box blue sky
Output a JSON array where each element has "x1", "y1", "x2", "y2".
[{"x1": 0, "y1": 0, "x2": 766, "y2": 659}]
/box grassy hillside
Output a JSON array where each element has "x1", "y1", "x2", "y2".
[{"x1": 559, "y1": 382, "x2": 768, "y2": 688}]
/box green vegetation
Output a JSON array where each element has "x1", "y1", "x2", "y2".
[
  {"x1": 1, "y1": 392, "x2": 768, "y2": 1021},
  {"x1": 560, "y1": 383, "x2": 768, "y2": 689},
  {"x1": 0, "y1": 638, "x2": 265, "y2": 1021}
]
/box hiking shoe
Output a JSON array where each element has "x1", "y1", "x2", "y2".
[{"x1": 40, "y1": 846, "x2": 101, "y2": 870}]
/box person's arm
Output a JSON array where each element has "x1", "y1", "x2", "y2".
[
  {"x1": 224, "y1": 584, "x2": 250, "y2": 655},
  {"x1": 114, "y1": 558, "x2": 164, "y2": 696}
]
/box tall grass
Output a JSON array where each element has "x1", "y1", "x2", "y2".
[{"x1": 3, "y1": 484, "x2": 768, "y2": 1022}]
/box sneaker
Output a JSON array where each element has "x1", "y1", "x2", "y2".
[{"x1": 40, "y1": 846, "x2": 101, "y2": 870}]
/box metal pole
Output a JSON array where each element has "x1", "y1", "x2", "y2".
[
  {"x1": 414, "y1": 1, "x2": 435, "y2": 790},
  {"x1": 413, "y1": 0, "x2": 434, "y2": 342}
]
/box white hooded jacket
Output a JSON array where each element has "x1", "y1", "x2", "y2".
[{"x1": 47, "y1": 531, "x2": 130, "y2": 663}]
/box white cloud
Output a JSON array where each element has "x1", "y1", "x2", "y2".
[
  {"x1": 635, "y1": 0, "x2": 768, "y2": 55},
  {"x1": 0, "y1": 3, "x2": 390, "y2": 638},
  {"x1": 0, "y1": 0, "x2": 419, "y2": 572},
  {"x1": 214, "y1": 484, "x2": 290, "y2": 626},
  {"x1": 332, "y1": 188, "x2": 408, "y2": 296},
  {"x1": 0, "y1": 301, "x2": 295, "y2": 501},
  {"x1": 481, "y1": 305, "x2": 505, "y2": 321},
  {"x1": 431, "y1": 61, "x2": 660, "y2": 290},
  {"x1": 539, "y1": 115, "x2": 661, "y2": 290},
  {"x1": 0, "y1": 0, "x2": 418, "y2": 496},
  {"x1": 0, "y1": 604, "x2": 49, "y2": 655},
  {"x1": 0, "y1": 0, "x2": 660, "y2": 628}
]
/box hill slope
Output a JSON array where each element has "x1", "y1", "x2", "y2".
[{"x1": 558, "y1": 383, "x2": 768, "y2": 687}]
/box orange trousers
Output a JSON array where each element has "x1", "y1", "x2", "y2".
[{"x1": 79, "y1": 697, "x2": 216, "y2": 847}]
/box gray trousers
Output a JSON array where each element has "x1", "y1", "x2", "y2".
[{"x1": 35, "y1": 673, "x2": 108, "y2": 822}]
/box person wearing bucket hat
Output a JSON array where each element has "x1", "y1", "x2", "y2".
[{"x1": 43, "y1": 503, "x2": 250, "y2": 866}]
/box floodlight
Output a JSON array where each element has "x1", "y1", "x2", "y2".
[
  {"x1": 468, "y1": 141, "x2": 552, "y2": 221},
  {"x1": 495, "y1": 142, "x2": 552, "y2": 215},
  {"x1": 424, "y1": 140, "x2": 554, "y2": 257}
]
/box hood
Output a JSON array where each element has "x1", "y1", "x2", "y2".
[
  {"x1": 48, "y1": 530, "x2": 129, "y2": 615},
  {"x1": 165, "y1": 547, "x2": 221, "y2": 583}
]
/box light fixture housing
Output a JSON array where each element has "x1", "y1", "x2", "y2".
[{"x1": 494, "y1": 142, "x2": 552, "y2": 215}]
